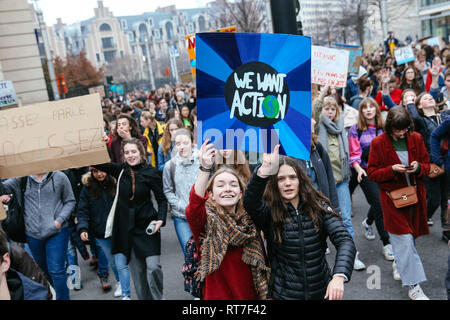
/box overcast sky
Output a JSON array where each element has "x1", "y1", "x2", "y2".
[{"x1": 33, "y1": 0, "x2": 208, "y2": 25}]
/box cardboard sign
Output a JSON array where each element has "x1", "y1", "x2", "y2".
[
  {"x1": 333, "y1": 44, "x2": 362, "y2": 74},
  {"x1": 180, "y1": 72, "x2": 193, "y2": 84},
  {"x1": 0, "y1": 94, "x2": 109, "y2": 179},
  {"x1": 426, "y1": 36, "x2": 442, "y2": 49},
  {"x1": 89, "y1": 85, "x2": 105, "y2": 99},
  {"x1": 185, "y1": 26, "x2": 237, "y2": 79},
  {"x1": 196, "y1": 32, "x2": 312, "y2": 161},
  {"x1": 311, "y1": 46, "x2": 349, "y2": 88},
  {"x1": 0, "y1": 81, "x2": 19, "y2": 109},
  {"x1": 394, "y1": 45, "x2": 415, "y2": 65}
]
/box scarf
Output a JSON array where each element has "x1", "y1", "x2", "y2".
[
  {"x1": 195, "y1": 198, "x2": 270, "y2": 300},
  {"x1": 318, "y1": 115, "x2": 350, "y2": 181}
]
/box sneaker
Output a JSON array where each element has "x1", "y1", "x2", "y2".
[
  {"x1": 114, "y1": 283, "x2": 122, "y2": 297},
  {"x1": 427, "y1": 218, "x2": 434, "y2": 226},
  {"x1": 382, "y1": 244, "x2": 395, "y2": 261},
  {"x1": 362, "y1": 218, "x2": 376, "y2": 240},
  {"x1": 408, "y1": 284, "x2": 429, "y2": 300},
  {"x1": 353, "y1": 252, "x2": 366, "y2": 271},
  {"x1": 100, "y1": 277, "x2": 112, "y2": 291},
  {"x1": 122, "y1": 296, "x2": 131, "y2": 300},
  {"x1": 392, "y1": 261, "x2": 401, "y2": 281},
  {"x1": 73, "y1": 282, "x2": 83, "y2": 290}
]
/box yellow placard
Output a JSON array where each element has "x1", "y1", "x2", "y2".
[{"x1": 185, "y1": 26, "x2": 237, "y2": 79}]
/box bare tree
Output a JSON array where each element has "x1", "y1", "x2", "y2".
[
  {"x1": 210, "y1": 0, "x2": 268, "y2": 32},
  {"x1": 106, "y1": 54, "x2": 141, "y2": 83}
]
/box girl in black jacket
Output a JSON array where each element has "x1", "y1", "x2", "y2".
[
  {"x1": 94, "y1": 137, "x2": 168, "y2": 300},
  {"x1": 243, "y1": 145, "x2": 356, "y2": 300},
  {"x1": 77, "y1": 168, "x2": 131, "y2": 299}
]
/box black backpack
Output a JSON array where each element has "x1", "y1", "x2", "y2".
[{"x1": 2, "y1": 177, "x2": 27, "y2": 243}]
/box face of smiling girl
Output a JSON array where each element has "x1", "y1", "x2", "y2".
[{"x1": 123, "y1": 143, "x2": 143, "y2": 166}]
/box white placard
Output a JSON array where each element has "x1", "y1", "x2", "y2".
[{"x1": 311, "y1": 46, "x2": 349, "y2": 88}]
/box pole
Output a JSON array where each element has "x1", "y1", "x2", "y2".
[
  {"x1": 380, "y1": 0, "x2": 388, "y2": 37},
  {"x1": 35, "y1": 6, "x2": 60, "y2": 100},
  {"x1": 270, "y1": 0, "x2": 298, "y2": 34},
  {"x1": 144, "y1": 38, "x2": 155, "y2": 90}
]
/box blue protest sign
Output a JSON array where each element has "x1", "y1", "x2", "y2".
[
  {"x1": 333, "y1": 43, "x2": 362, "y2": 74},
  {"x1": 196, "y1": 32, "x2": 311, "y2": 160},
  {"x1": 109, "y1": 85, "x2": 123, "y2": 95}
]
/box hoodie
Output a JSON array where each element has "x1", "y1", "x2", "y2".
[{"x1": 1, "y1": 171, "x2": 75, "y2": 240}]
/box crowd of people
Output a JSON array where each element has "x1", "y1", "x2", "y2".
[{"x1": 1, "y1": 33, "x2": 450, "y2": 301}]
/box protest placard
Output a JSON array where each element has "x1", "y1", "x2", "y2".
[
  {"x1": 311, "y1": 46, "x2": 349, "y2": 88},
  {"x1": 394, "y1": 45, "x2": 415, "y2": 65},
  {"x1": 0, "y1": 93, "x2": 109, "y2": 179},
  {"x1": 89, "y1": 85, "x2": 106, "y2": 99},
  {"x1": 0, "y1": 80, "x2": 19, "y2": 109},
  {"x1": 196, "y1": 32, "x2": 311, "y2": 161},
  {"x1": 185, "y1": 25, "x2": 237, "y2": 79},
  {"x1": 333, "y1": 43, "x2": 362, "y2": 74}
]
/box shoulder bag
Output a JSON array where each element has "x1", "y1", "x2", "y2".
[{"x1": 386, "y1": 174, "x2": 418, "y2": 209}]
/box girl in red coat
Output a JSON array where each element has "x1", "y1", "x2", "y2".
[
  {"x1": 185, "y1": 140, "x2": 269, "y2": 300},
  {"x1": 367, "y1": 106, "x2": 430, "y2": 300}
]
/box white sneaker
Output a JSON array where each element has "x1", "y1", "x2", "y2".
[
  {"x1": 353, "y1": 252, "x2": 366, "y2": 271},
  {"x1": 362, "y1": 218, "x2": 376, "y2": 240},
  {"x1": 114, "y1": 283, "x2": 122, "y2": 297},
  {"x1": 382, "y1": 244, "x2": 395, "y2": 261},
  {"x1": 392, "y1": 261, "x2": 401, "y2": 281},
  {"x1": 122, "y1": 296, "x2": 131, "y2": 300},
  {"x1": 408, "y1": 284, "x2": 429, "y2": 300}
]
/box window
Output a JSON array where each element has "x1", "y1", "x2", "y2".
[
  {"x1": 127, "y1": 32, "x2": 134, "y2": 42},
  {"x1": 188, "y1": 23, "x2": 194, "y2": 33},
  {"x1": 104, "y1": 51, "x2": 116, "y2": 63},
  {"x1": 148, "y1": 18, "x2": 154, "y2": 27},
  {"x1": 102, "y1": 37, "x2": 115, "y2": 49},
  {"x1": 178, "y1": 26, "x2": 185, "y2": 36},
  {"x1": 153, "y1": 29, "x2": 160, "y2": 39},
  {"x1": 198, "y1": 16, "x2": 206, "y2": 32},
  {"x1": 96, "y1": 53, "x2": 100, "y2": 62},
  {"x1": 121, "y1": 20, "x2": 128, "y2": 30},
  {"x1": 120, "y1": 50, "x2": 124, "y2": 58},
  {"x1": 99, "y1": 23, "x2": 112, "y2": 32},
  {"x1": 173, "y1": 16, "x2": 178, "y2": 25},
  {"x1": 165, "y1": 22, "x2": 174, "y2": 40}
]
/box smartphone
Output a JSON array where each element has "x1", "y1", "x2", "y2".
[{"x1": 404, "y1": 165, "x2": 413, "y2": 169}]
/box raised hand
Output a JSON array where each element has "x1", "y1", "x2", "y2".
[
  {"x1": 257, "y1": 144, "x2": 280, "y2": 178},
  {"x1": 198, "y1": 139, "x2": 216, "y2": 169}
]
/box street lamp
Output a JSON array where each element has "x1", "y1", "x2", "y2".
[{"x1": 143, "y1": 36, "x2": 155, "y2": 90}]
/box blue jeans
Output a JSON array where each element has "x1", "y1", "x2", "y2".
[
  {"x1": 114, "y1": 253, "x2": 131, "y2": 298},
  {"x1": 95, "y1": 238, "x2": 119, "y2": 281},
  {"x1": 67, "y1": 238, "x2": 78, "y2": 267},
  {"x1": 173, "y1": 216, "x2": 193, "y2": 256},
  {"x1": 336, "y1": 180, "x2": 355, "y2": 239},
  {"x1": 26, "y1": 227, "x2": 70, "y2": 300},
  {"x1": 95, "y1": 241, "x2": 109, "y2": 278}
]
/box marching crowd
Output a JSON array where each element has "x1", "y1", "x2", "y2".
[{"x1": 1, "y1": 32, "x2": 450, "y2": 301}]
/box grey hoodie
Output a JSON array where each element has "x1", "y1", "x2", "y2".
[
  {"x1": 162, "y1": 149, "x2": 200, "y2": 219},
  {"x1": 1, "y1": 171, "x2": 75, "y2": 240}
]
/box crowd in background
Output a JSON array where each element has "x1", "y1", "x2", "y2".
[{"x1": 1, "y1": 32, "x2": 450, "y2": 301}]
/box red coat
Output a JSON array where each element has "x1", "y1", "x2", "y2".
[
  {"x1": 367, "y1": 132, "x2": 430, "y2": 238},
  {"x1": 185, "y1": 186, "x2": 257, "y2": 300},
  {"x1": 375, "y1": 89, "x2": 403, "y2": 111}
]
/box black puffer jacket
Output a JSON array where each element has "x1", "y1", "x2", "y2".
[{"x1": 243, "y1": 171, "x2": 356, "y2": 300}]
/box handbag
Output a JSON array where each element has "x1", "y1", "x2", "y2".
[
  {"x1": 386, "y1": 175, "x2": 418, "y2": 209},
  {"x1": 428, "y1": 163, "x2": 445, "y2": 178},
  {"x1": 104, "y1": 169, "x2": 124, "y2": 238}
]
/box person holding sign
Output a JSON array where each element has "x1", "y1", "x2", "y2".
[
  {"x1": 94, "y1": 137, "x2": 168, "y2": 300},
  {"x1": 243, "y1": 145, "x2": 356, "y2": 300},
  {"x1": 185, "y1": 140, "x2": 270, "y2": 300}
]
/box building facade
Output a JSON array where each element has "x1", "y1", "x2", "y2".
[
  {"x1": 44, "y1": 1, "x2": 221, "y2": 87},
  {"x1": 418, "y1": 0, "x2": 450, "y2": 42},
  {"x1": 0, "y1": 0, "x2": 48, "y2": 105}
]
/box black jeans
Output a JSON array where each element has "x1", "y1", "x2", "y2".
[
  {"x1": 424, "y1": 173, "x2": 449, "y2": 229},
  {"x1": 350, "y1": 168, "x2": 390, "y2": 245}
]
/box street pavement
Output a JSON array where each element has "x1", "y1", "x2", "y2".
[{"x1": 70, "y1": 185, "x2": 449, "y2": 300}]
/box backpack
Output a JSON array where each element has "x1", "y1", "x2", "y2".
[
  {"x1": 2, "y1": 177, "x2": 28, "y2": 243},
  {"x1": 181, "y1": 236, "x2": 202, "y2": 298}
]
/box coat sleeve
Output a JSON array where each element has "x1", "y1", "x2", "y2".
[
  {"x1": 348, "y1": 125, "x2": 362, "y2": 168},
  {"x1": 322, "y1": 212, "x2": 356, "y2": 281},
  {"x1": 430, "y1": 119, "x2": 450, "y2": 165},
  {"x1": 55, "y1": 173, "x2": 76, "y2": 226},
  {"x1": 243, "y1": 168, "x2": 272, "y2": 233},
  {"x1": 413, "y1": 133, "x2": 430, "y2": 178},
  {"x1": 406, "y1": 103, "x2": 425, "y2": 133},
  {"x1": 147, "y1": 170, "x2": 168, "y2": 225},
  {"x1": 0, "y1": 178, "x2": 20, "y2": 196},
  {"x1": 316, "y1": 142, "x2": 341, "y2": 213},
  {"x1": 185, "y1": 185, "x2": 207, "y2": 241},
  {"x1": 367, "y1": 135, "x2": 397, "y2": 183},
  {"x1": 162, "y1": 160, "x2": 179, "y2": 210},
  {"x1": 92, "y1": 162, "x2": 123, "y2": 178},
  {"x1": 76, "y1": 187, "x2": 91, "y2": 235}
]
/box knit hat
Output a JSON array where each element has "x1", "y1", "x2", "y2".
[{"x1": 351, "y1": 66, "x2": 367, "y2": 81}]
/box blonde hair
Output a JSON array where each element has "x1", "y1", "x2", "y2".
[{"x1": 323, "y1": 96, "x2": 341, "y2": 122}]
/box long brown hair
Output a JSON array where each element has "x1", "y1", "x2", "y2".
[
  {"x1": 161, "y1": 119, "x2": 183, "y2": 155},
  {"x1": 357, "y1": 97, "x2": 384, "y2": 131},
  {"x1": 82, "y1": 170, "x2": 116, "y2": 200},
  {"x1": 215, "y1": 150, "x2": 251, "y2": 183},
  {"x1": 263, "y1": 156, "x2": 340, "y2": 244}
]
